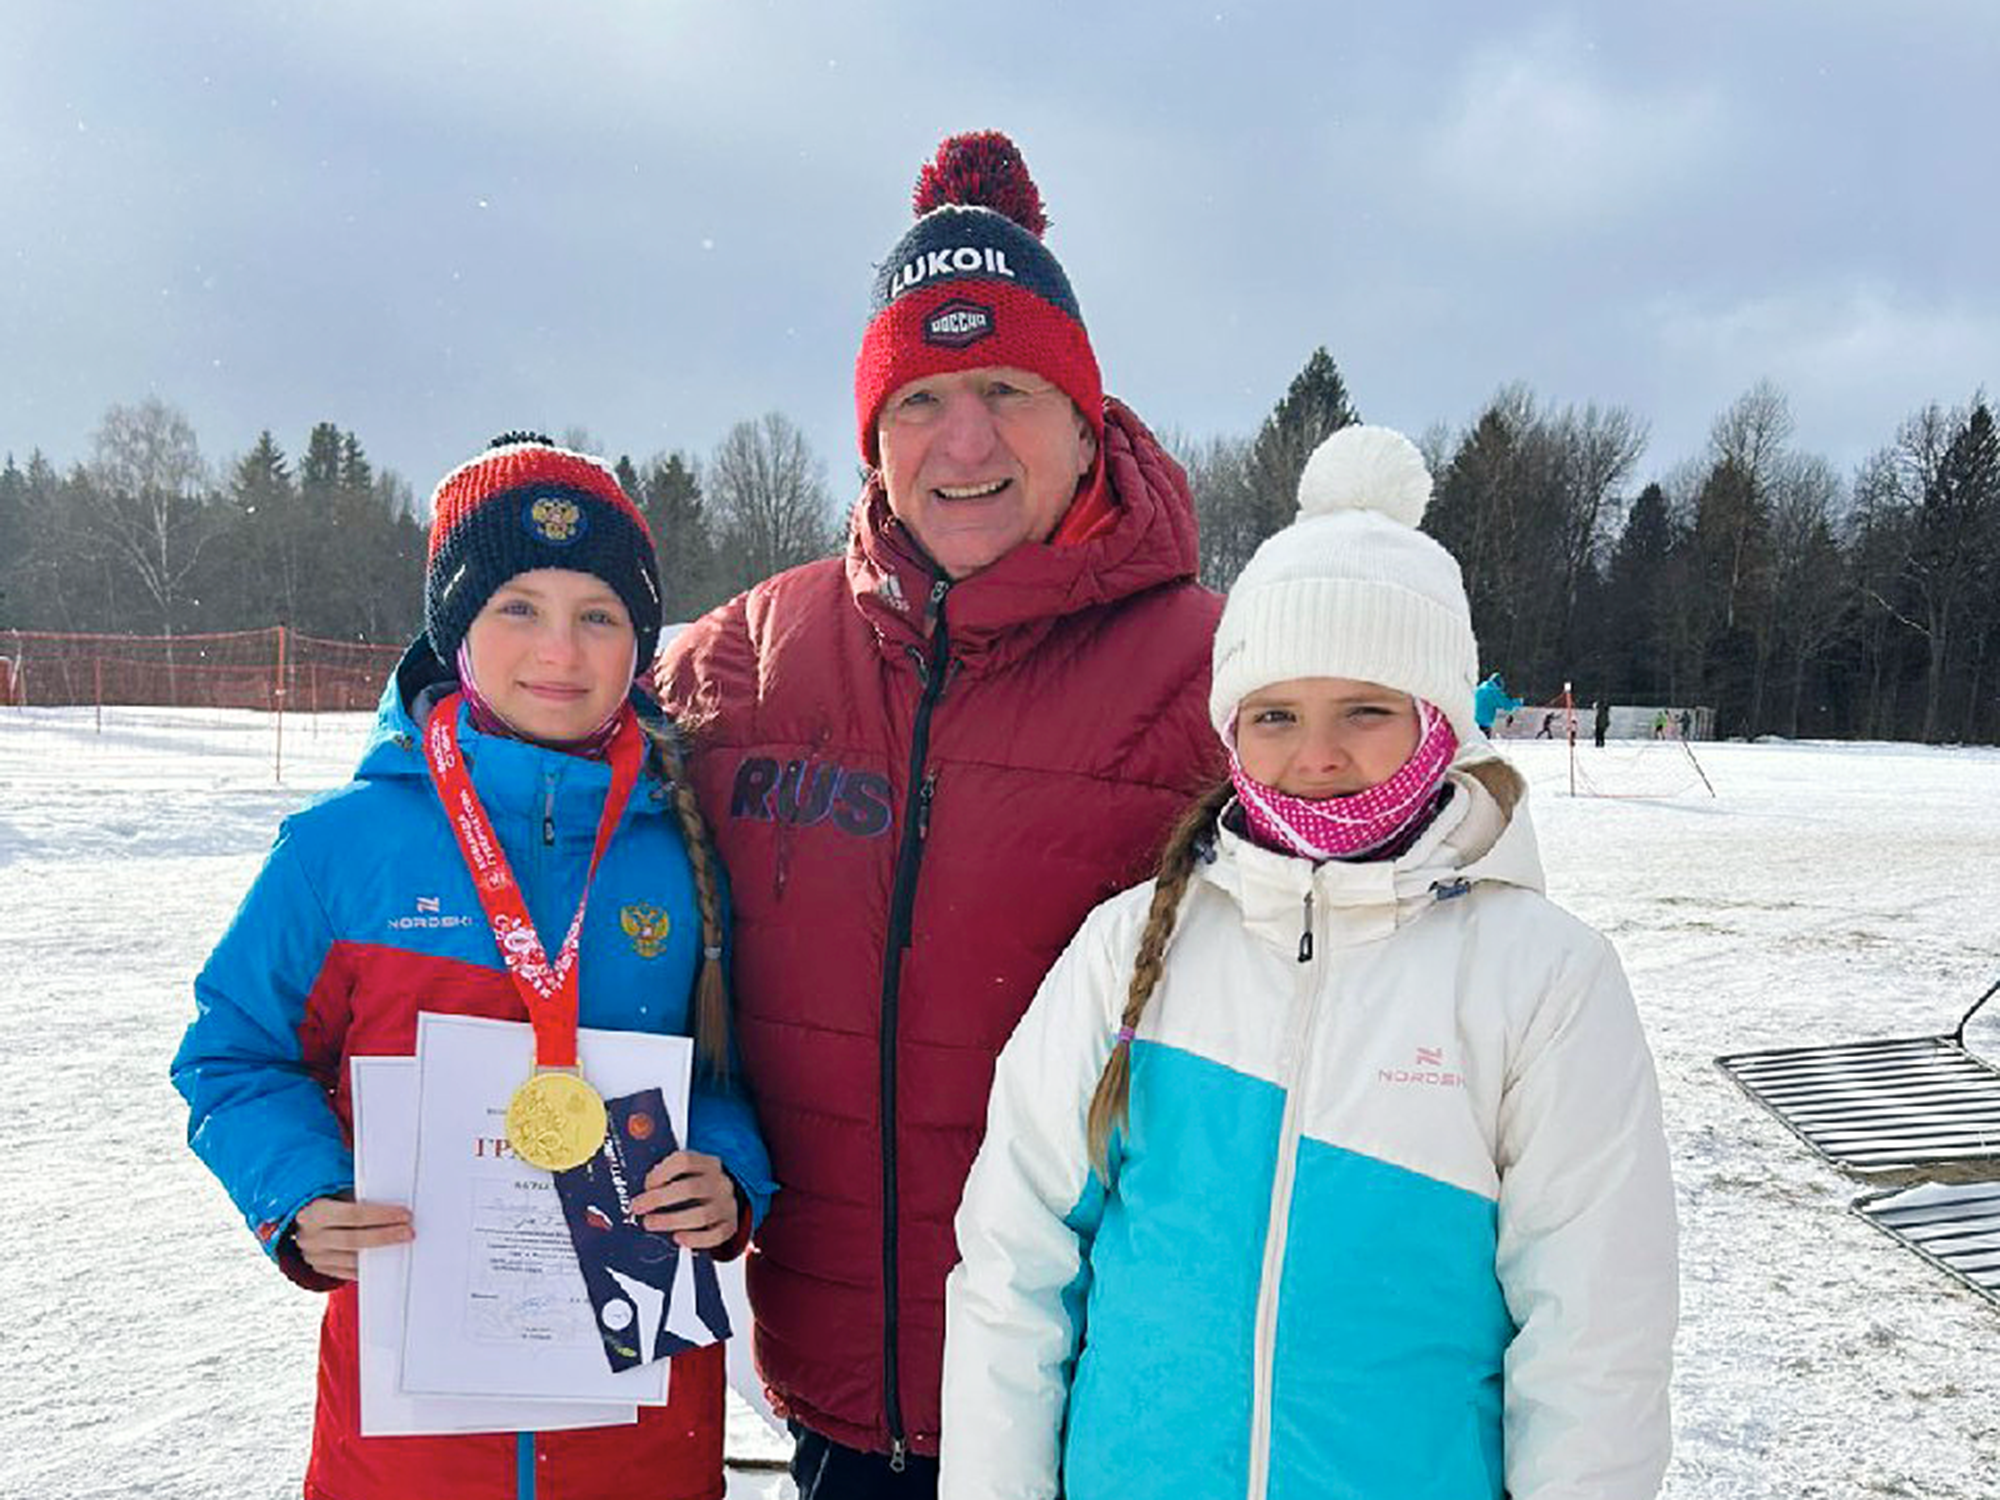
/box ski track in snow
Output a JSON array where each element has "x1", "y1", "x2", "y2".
[{"x1": 3, "y1": 708, "x2": 1997, "y2": 1498}]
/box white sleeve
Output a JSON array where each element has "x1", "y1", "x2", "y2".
[
  {"x1": 940, "y1": 899, "x2": 1132, "y2": 1500},
  {"x1": 1497, "y1": 932, "x2": 1679, "y2": 1500}
]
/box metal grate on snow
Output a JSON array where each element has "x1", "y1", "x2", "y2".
[
  {"x1": 1853, "y1": 1179, "x2": 2000, "y2": 1308},
  {"x1": 1716, "y1": 977, "x2": 2000, "y2": 1182}
]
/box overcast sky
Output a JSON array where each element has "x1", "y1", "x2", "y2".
[{"x1": 4, "y1": 2, "x2": 1994, "y2": 512}]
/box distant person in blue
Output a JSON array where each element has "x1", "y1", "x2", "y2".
[
  {"x1": 172, "y1": 433, "x2": 774, "y2": 1500},
  {"x1": 1473, "y1": 671, "x2": 1522, "y2": 736}
]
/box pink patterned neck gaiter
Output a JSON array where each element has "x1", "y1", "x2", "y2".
[
  {"x1": 1229, "y1": 697, "x2": 1460, "y2": 862},
  {"x1": 453, "y1": 640, "x2": 630, "y2": 759}
]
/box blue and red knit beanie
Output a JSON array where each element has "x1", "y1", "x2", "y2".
[
  {"x1": 424, "y1": 432, "x2": 663, "y2": 666},
  {"x1": 854, "y1": 131, "x2": 1103, "y2": 466}
]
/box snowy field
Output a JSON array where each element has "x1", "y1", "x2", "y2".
[{"x1": 3, "y1": 705, "x2": 1997, "y2": 1499}]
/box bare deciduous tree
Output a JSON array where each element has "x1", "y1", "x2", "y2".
[
  {"x1": 1766, "y1": 453, "x2": 1848, "y2": 735},
  {"x1": 84, "y1": 397, "x2": 214, "y2": 635},
  {"x1": 708, "y1": 412, "x2": 837, "y2": 592}
]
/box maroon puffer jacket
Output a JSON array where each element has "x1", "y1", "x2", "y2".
[{"x1": 657, "y1": 398, "x2": 1223, "y2": 1462}]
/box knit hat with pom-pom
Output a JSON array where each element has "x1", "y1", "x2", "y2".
[
  {"x1": 854, "y1": 130, "x2": 1102, "y2": 464},
  {"x1": 424, "y1": 431, "x2": 663, "y2": 668},
  {"x1": 1208, "y1": 424, "x2": 1480, "y2": 745}
]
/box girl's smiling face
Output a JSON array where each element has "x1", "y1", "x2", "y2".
[
  {"x1": 1233, "y1": 676, "x2": 1421, "y2": 798},
  {"x1": 463, "y1": 568, "x2": 635, "y2": 744}
]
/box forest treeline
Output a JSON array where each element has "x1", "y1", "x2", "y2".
[{"x1": 2, "y1": 351, "x2": 1994, "y2": 742}]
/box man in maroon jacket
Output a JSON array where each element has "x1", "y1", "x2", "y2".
[{"x1": 658, "y1": 132, "x2": 1223, "y2": 1499}]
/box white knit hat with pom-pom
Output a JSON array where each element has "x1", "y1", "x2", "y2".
[{"x1": 1208, "y1": 424, "x2": 1479, "y2": 744}]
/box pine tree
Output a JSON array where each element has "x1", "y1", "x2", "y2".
[
  {"x1": 300, "y1": 422, "x2": 343, "y2": 489},
  {"x1": 1427, "y1": 395, "x2": 1564, "y2": 686},
  {"x1": 636, "y1": 451, "x2": 718, "y2": 621},
  {"x1": 338, "y1": 431, "x2": 374, "y2": 494},
  {"x1": 0, "y1": 455, "x2": 25, "y2": 624},
  {"x1": 220, "y1": 432, "x2": 299, "y2": 627},
  {"x1": 1606, "y1": 482, "x2": 1675, "y2": 697},
  {"x1": 614, "y1": 456, "x2": 643, "y2": 505},
  {"x1": 1244, "y1": 347, "x2": 1360, "y2": 547},
  {"x1": 1907, "y1": 402, "x2": 1999, "y2": 740}
]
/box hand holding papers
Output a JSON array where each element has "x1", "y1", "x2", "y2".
[
  {"x1": 555, "y1": 1089, "x2": 731, "y2": 1373},
  {"x1": 351, "y1": 1055, "x2": 634, "y2": 1437},
  {"x1": 352, "y1": 1012, "x2": 733, "y2": 1435}
]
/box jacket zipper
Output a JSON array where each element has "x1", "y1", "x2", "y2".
[
  {"x1": 878, "y1": 575, "x2": 951, "y2": 1470},
  {"x1": 1247, "y1": 881, "x2": 1325, "y2": 1500}
]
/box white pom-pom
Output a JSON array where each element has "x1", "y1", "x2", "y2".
[{"x1": 1295, "y1": 424, "x2": 1431, "y2": 527}]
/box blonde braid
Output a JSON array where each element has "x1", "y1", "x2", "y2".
[
  {"x1": 642, "y1": 720, "x2": 732, "y2": 1085},
  {"x1": 1084, "y1": 781, "x2": 1232, "y2": 1178}
]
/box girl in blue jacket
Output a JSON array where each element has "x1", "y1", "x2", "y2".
[
  {"x1": 173, "y1": 433, "x2": 774, "y2": 1500},
  {"x1": 941, "y1": 427, "x2": 1676, "y2": 1500}
]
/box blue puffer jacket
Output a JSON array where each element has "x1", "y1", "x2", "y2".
[
  {"x1": 1472, "y1": 674, "x2": 1523, "y2": 732},
  {"x1": 172, "y1": 645, "x2": 775, "y2": 1500}
]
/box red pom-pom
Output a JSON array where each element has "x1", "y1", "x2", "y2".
[{"x1": 912, "y1": 130, "x2": 1048, "y2": 239}]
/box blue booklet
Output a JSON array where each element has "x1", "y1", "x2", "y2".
[{"x1": 552, "y1": 1087, "x2": 731, "y2": 1372}]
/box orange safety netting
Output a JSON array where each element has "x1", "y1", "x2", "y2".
[{"x1": 0, "y1": 627, "x2": 402, "y2": 712}]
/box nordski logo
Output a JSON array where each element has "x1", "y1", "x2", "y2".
[
  {"x1": 389, "y1": 894, "x2": 476, "y2": 932},
  {"x1": 1379, "y1": 1042, "x2": 1465, "y2": 1090}
]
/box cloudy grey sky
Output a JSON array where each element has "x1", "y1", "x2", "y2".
[{"x1": 4, "y1": 1, "x2": 1994, "y2": 510}]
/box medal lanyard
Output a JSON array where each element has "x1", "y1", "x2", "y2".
[{"x1": 423, "y1": 691, "x2": 644, "y2": 1069}]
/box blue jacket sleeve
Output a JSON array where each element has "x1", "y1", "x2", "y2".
[
  {"x1": 170, "y1": 824, "x2": 354, "y2": 1273},
  {"x1": 688, "y1": 1078, "x2": 776, "y2": 1231}
]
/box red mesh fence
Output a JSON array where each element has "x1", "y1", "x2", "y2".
[{"x1": 0, "y1": 627, "x2": 402, "y2": 712}]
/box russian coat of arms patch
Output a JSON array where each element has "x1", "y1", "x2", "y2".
[
  {"x1": 526, "y1": 495, "x2": 586, "y2": 544},
  {"x1": 620, "y1": 903, "x2": 671, "y2": 958}
]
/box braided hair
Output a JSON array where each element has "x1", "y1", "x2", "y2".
[
  {"x1": 1084, "y1": 780, "x2": 1233, "y2": 1178},
  {"x1": 639, "y1": 718, "x2": 732, "y2": 1085}
]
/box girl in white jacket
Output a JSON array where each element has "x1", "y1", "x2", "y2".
[{"x1": 941, "y1": 426, "x2": 1677, "y2": 1500}]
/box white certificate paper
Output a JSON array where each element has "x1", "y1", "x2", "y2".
[
  {"x1": 398, "y1": 1012, "x2": 692, "y2": 1404},
  {"x1": 351, "y1": 1054, "x2": 636, "y2": 1435}
]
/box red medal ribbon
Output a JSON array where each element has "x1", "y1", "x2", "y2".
[{"x1": 423, "y1": 691, "x2": 645, "y2": 1069}]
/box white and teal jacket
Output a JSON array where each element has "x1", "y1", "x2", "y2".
[{"x1": 940, "y1": 751, "x2": 1676, "y2": 1500}]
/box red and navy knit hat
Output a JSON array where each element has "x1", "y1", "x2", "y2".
[
  {"x1": 424, "y1": 432, "x2": 663, "y2": 666},
  {"x1": 854, "y1": 131, "x2": 1103, "y2": 466}
]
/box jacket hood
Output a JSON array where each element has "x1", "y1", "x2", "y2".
[
  {"x1": 842, "y1": 396, "x2": 1205, "y2": 674},
  {"x1": 347, "y1": 636, "x2": 448, "y2": 781},
  {"x1": 1199, "y1": 738, "x2": 1543, "y2": 955}
]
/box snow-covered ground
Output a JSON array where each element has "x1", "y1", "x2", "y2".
[{"x1": 3, "y1": 706, "x2": 1997, "y2": 1499}]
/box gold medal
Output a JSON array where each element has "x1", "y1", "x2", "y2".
[{"x1": 505, "y1": 1069, "x2": 609, "y2": 1172}]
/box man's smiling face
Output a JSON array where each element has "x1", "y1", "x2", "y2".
[{"x1": 876, "y1": 365, "x2": 1097, "y2": 579}]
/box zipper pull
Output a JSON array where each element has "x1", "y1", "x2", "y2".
[
  {"x1": 1297, "y1": 889, "x2": 1314, "y2": 964},
  {"x1": 917, "y1": 770, "x2": 937, "y2": 840},
  {"x1": 890, "y1": 1438, "x2": 908, "y2": 1475},
  {"x1": 543, "y1": 776, "x2": 557, "y2": 846}
]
